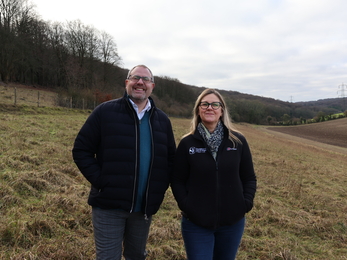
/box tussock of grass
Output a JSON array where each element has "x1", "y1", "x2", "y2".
[{"x1": 1, "y1": 106, "x2": 347, "y2": 259}]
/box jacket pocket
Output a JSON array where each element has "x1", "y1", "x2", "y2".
[
  {"x1": 93, "y1": 175, "x2": 109, "y2": 191},
  {"x1": 244, "y1": 199, "x2": 253, "y2": 213}
]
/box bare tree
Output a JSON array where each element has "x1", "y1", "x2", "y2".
[
  {"x1": 64, "y1": 20, "x2": 102, "y2": 88},
  {"x1": 65, "y1": 20, "x2": 99, "y2": 66},
  {"x1": 46, "y1": 21, "x2": 69, "y2": 87},
  {"x1": 98, "y1": 31, "x2": 122, "y2": 88},
  {"x1": 0, "y1": 0, "x2": 34, "y2": 82},
  {"x1": 99, "y1": 31, "x2": 121, "y2": 65}
]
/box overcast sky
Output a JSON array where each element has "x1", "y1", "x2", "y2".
[{"x1": 31, "y1": 0, "x2": 347, "y2": 102}]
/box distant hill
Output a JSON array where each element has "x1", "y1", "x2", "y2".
[
  {"x1": 1, "y1": 81, "x2": 346, "y2": 125},
  {"x1": 296, "y1": 98, "x2": 347, "y2": 114}
]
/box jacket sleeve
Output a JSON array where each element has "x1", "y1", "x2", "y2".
[
  {"x1": 239, "y1": 136, "x2": 257, "y2": 212},
  {"x1": 170, "y1": 138, "x2": 190, "y2": 211},
  {"x1": 167, "y1": 120, "x2": 176, "y2": 177},
  {"x1": 72, "y1": 108, "x2": 102, "y2": 188}
]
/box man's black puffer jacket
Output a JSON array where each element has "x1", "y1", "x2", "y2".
[{"x1": 72, "y1": 93, "x2": 176, "y2": 216}]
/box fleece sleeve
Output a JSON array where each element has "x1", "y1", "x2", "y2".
[{"x1": 239, "y1": 137, "x2": 257, "y2": 212}]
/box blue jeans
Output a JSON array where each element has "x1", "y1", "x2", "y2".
[
  {"x1": 181, "y1": 216, "x2": 245, "y2": 260},
  {"x1": 92, "y1": 207, "x2": 152, "y2": 260}
]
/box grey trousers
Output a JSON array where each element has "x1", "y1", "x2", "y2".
[{"x1": 92, "y1": 207, "x2": 152, "y2": 260}]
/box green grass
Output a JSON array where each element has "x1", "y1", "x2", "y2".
[{"x1": 1, "y1": 105, "x2": 347, "y2": 259}]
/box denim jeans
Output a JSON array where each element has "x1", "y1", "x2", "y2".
[
  {"x1": 181, "y1": 216, "x2": 245, "y2": 260},
  {"x1": 92, "y1": 207, "x2": 152, "y2": 260}
]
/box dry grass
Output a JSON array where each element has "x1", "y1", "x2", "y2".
[
  {"x1": 237, "y1": 123, "x2": 347, "y2": 259},
  {"x1": 0, "y1": 105, "x2": 347, "y2": 259}
]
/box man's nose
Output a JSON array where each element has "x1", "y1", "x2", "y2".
[{"x1": 137, "y1": 78, "x2": 144, "y2": 84}]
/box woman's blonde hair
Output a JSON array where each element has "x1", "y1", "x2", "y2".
[{"x1": 184, "y1": 88, "x2": 242, "y2": 146}]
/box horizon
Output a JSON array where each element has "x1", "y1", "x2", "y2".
[{"x1": 31, "y1": 0, "x2": 347, "y2": 103}]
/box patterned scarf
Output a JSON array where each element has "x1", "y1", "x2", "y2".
[{"x1": 197, "y1": 121, "x2": 224, "y2": 160}]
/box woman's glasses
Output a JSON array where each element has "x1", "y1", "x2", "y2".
[{"x1": 199, "y1": 102, "x2": 222, "y2": 110}]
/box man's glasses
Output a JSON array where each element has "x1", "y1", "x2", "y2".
[
  {"x1": 199, "y1": 102, "x2": 222, "y2": 110},
  {"x1": 128, "y1": 75, "x2": 153, "y2": 83}
]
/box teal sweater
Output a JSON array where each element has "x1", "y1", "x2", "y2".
[{"x1": 134, "y1": 112, "x2": 152, "y2": 212}]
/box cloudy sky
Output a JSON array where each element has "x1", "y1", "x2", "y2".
[{"x1": 31, "y1": 0, "x2": 347, "y2": 102}]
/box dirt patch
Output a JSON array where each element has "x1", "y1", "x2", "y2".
[{"x1": 262, "y1": 118, "x2": 347, "y2": 155}]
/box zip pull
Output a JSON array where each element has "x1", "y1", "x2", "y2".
[{"x1": 144, "y1": 214, "x2": 148, "y2": 220}]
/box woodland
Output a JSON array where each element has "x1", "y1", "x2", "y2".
[{"x1": 1, "y1": 0, "x2": 346, "y2": 124}]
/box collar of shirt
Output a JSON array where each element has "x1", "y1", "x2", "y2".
[{"x1": 128, "y1": 98, "x2": 151, "y2": 120}]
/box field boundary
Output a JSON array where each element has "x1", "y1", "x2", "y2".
[{"x1": 259, "y1": 127, "x2": 347, "y2": 156}]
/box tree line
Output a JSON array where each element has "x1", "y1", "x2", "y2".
[
  {"x1": 0, "y1": 0, "x2": 197, "y2": 114},
  {"x1": 0, "y1": 0, "x2": 124, "y2": 91},
  {"x1": 1, "y1": 0, "x2": 346, "y2": 124}
]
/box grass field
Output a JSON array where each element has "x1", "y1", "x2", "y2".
[{"x1": 0, "y1": 104, "x2": 347, "y2": 260}]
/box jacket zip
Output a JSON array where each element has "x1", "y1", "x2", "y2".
[
  {"x1": 129, "y1": 101, "x2": 139, "y2": 213},
  {"x1": 215, "y1": 141, "x2": 226, "y2": 228},
  {"x1": 200, "y1": 133, "x2": 223, "y2": 228},
  {"x1": 144, "y1": 108, "x2": 154, "y2": 220},
  {"x1": 215, "y1": 156, "x2": 220, "y2": 228}
]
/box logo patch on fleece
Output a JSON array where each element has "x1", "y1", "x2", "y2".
[{"x1": 189, "y1": 147, "x2": 207, "y2": 155}]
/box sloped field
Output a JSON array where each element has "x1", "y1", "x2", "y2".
[{"x1": 267, "y1": 118, "x2": 347, "y2": 148}]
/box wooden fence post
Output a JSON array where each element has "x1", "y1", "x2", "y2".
[{"x1": 14, "y1": 87, "x2": 17, "y2": 105}]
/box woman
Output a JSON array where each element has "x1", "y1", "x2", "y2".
[{"x1": 171, "y1": 89, "x2": 257, "y2": 260}]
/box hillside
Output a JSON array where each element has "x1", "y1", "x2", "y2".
[
  {"x1": 297, "y1": 97, "x2": 347, "y2": 111},
  {"x1": 1, "y1": 82, "x2": 346, "y2": 125}
]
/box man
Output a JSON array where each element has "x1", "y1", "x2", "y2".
[{"x1": 72, "y1": 65, "x2": 176, "y2": 260}]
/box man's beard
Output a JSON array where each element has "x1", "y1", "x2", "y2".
[{"x1": 129, "y1": 93, "x2": 147, "y2": 102}]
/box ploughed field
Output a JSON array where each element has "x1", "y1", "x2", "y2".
[{"x1": 267, "y1": 117, "x2": 347, "y2": 148}]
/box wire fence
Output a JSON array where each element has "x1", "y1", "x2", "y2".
[
  {"x1": 0, "y1": 85, "x2": 57, "y2": 107},
  {"x1": 0, "y1": 85, "x2": 97, "y2": 110}
]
